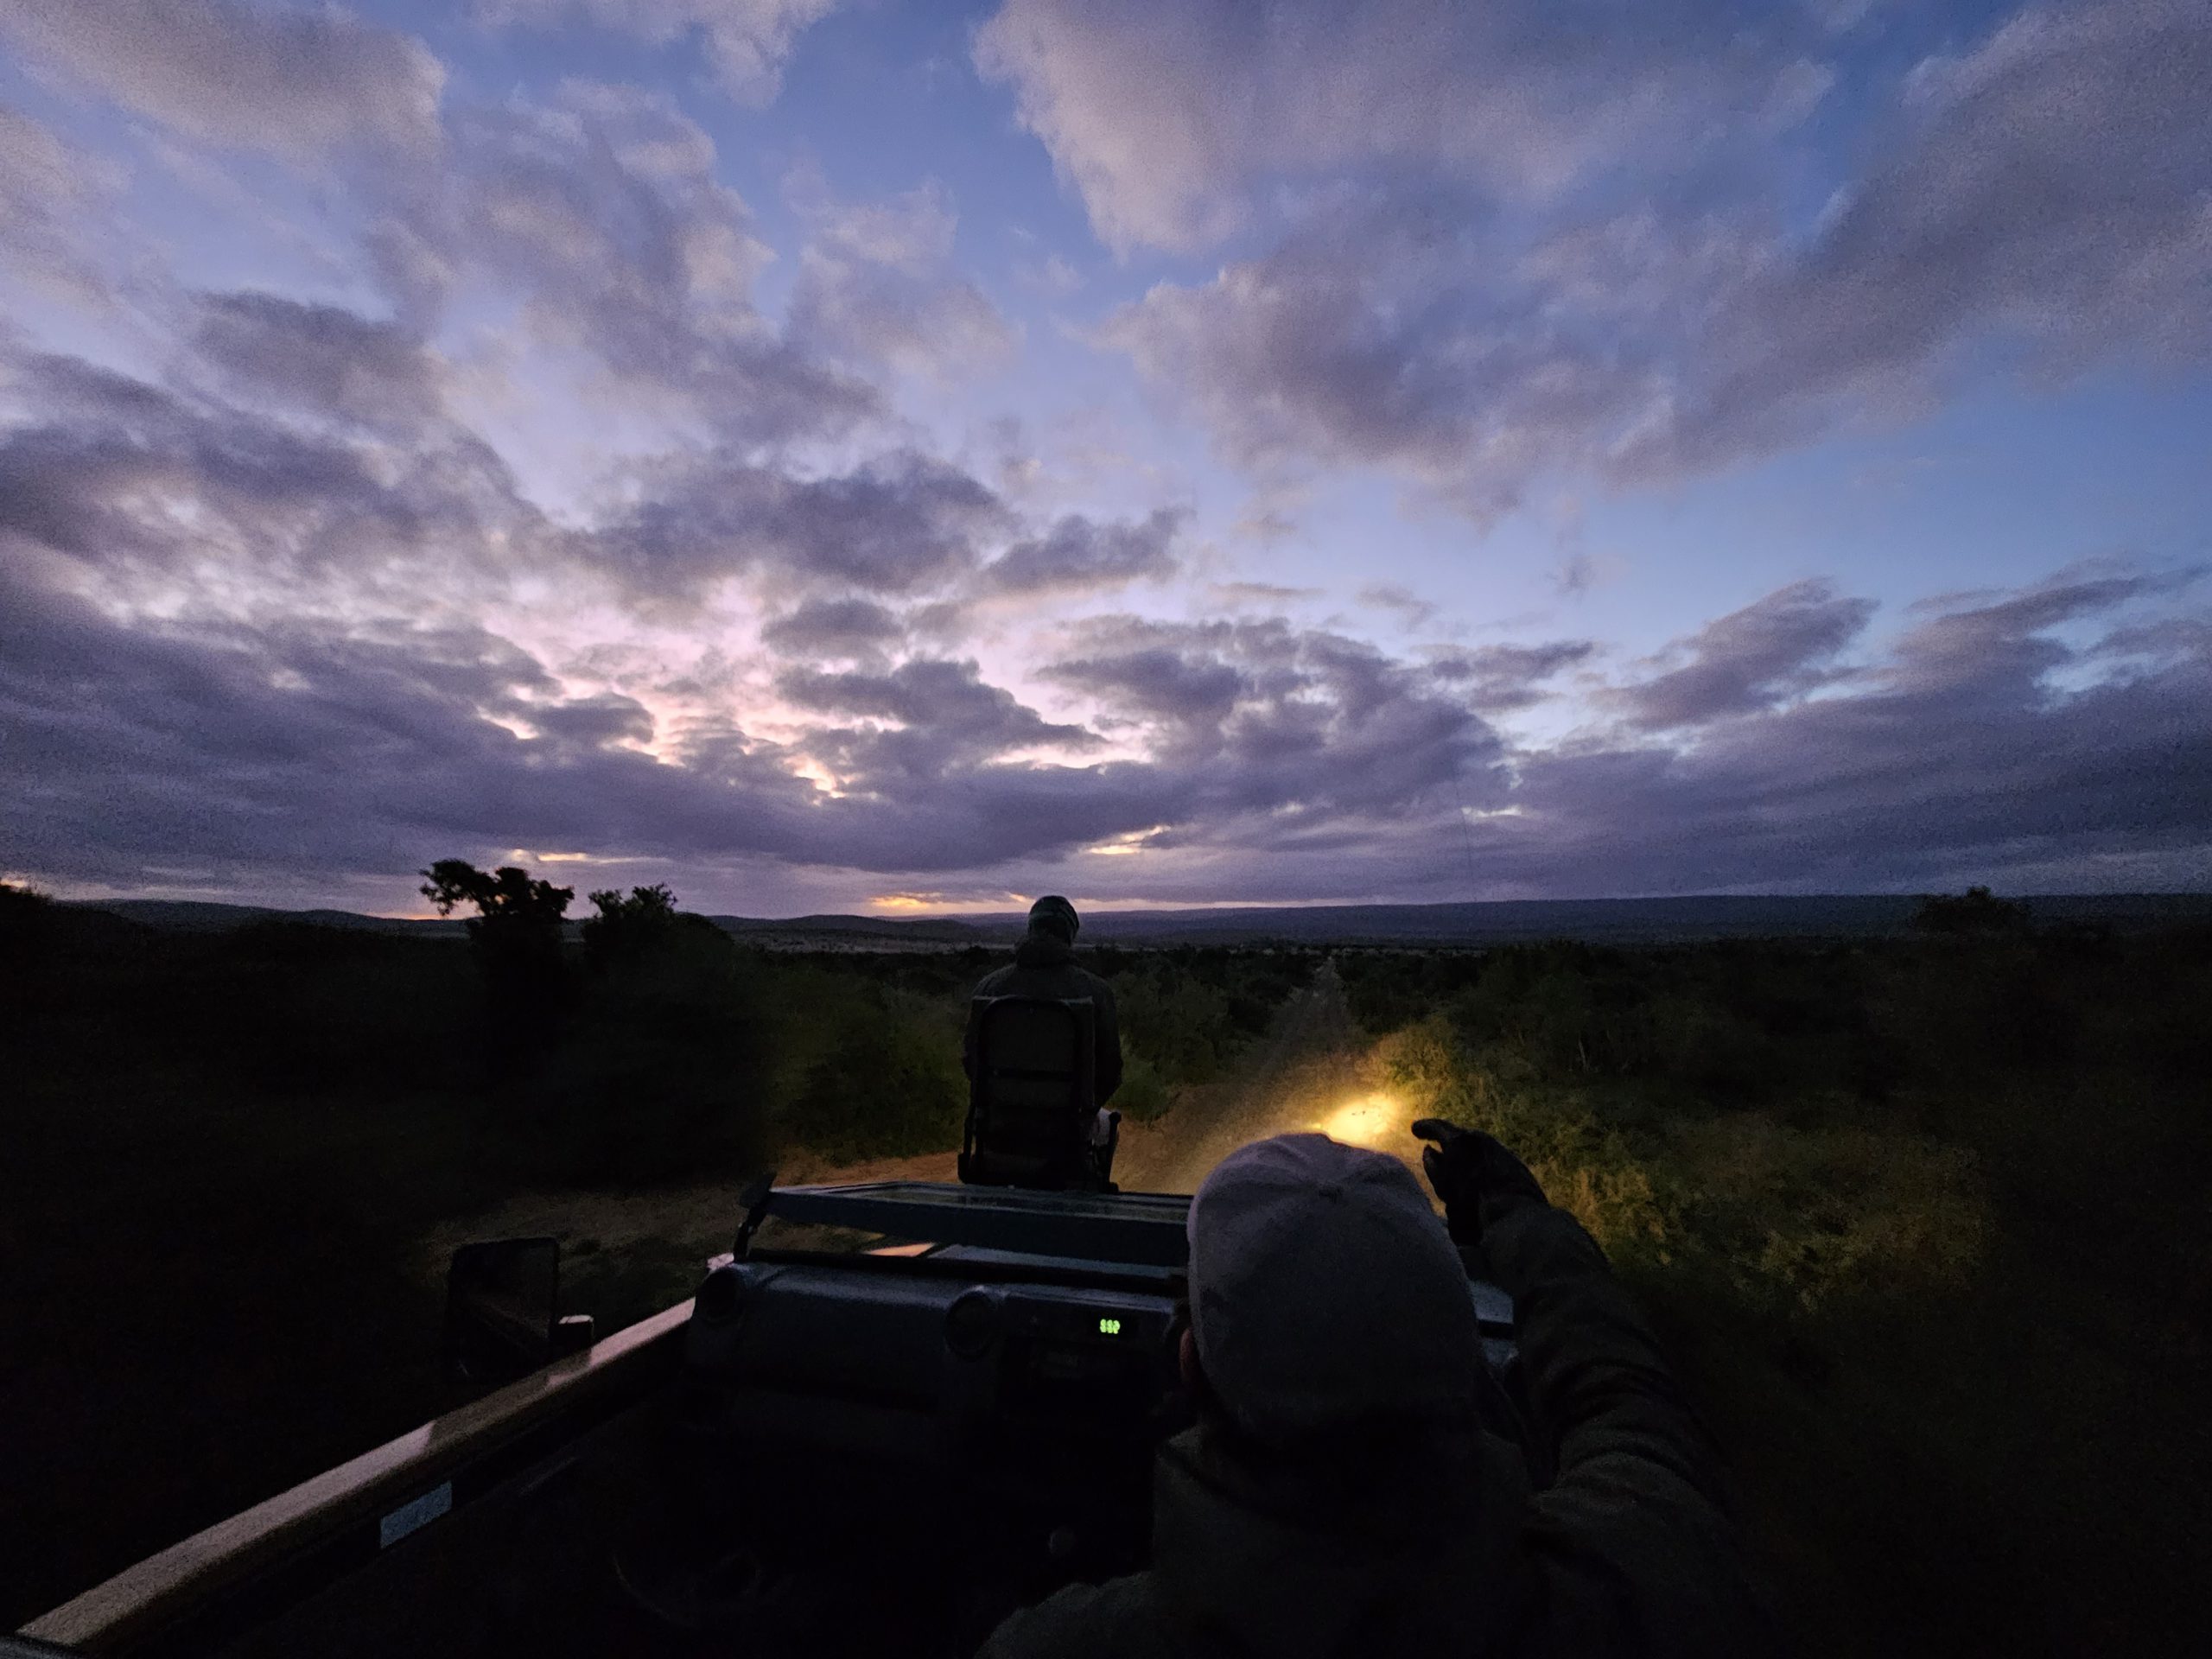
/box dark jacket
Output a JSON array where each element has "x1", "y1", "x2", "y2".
[
  {"x1": 976, "y1": 1202, "x2": 1767, "y2": 1657},
  {"x1": 963, "y1": 930, "x2": 1123, "y2": 1108}
]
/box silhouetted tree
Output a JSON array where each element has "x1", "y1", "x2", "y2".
[
  {"x1": 582, "y1": 882, "x2": 679, "y2": 971},
  {"x1": 0, "y1": 880, "x2": 55, "y2": 969},
  {"x1": 419, "y1": 860, "x2": 575, "y2": 1063},
  {"x1": 419, "y1": 860, "x2": 575, "y2": 937},
  {"x1": 1912, "y1": 886, "x2": 2031, "y2": 936},
  {"x1": 542, "y1": 887, "x2": 775, "y2": 1183}
]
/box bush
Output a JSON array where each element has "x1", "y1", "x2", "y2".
[
  {"x1": 1111, "y1": 1052, "x2": 1173, "y2": 1122},
  {"x1": 785, "y1": 985, "x2": 968, "y2": 1161},
  {"x1": 525, "y1": 914, "x2": 774, "y2": 1185}
]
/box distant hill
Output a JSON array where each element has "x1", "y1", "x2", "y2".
[
  {"x1": 1066, "y1": 892, "x2": 2212, "y2": 944},
  {"x1": 70, "y1": 899, "x2": 466, "y2": 936},
  {"x1": 65, "y1": 891, "x2": 2212, "y2": 950},
  {"x1": 708, "y1": 912, "x2": 993, "y2": 946}
]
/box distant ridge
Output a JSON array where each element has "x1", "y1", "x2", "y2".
[
  {"x1": 1052, "y1": 892, "x2": 2212, "y2": 945},
  {"x1": 64, "y1": 892, "x2": 2212, "y2": 948},
  {"x1": 69, "y1": 899, "x2": 465, "y2": 935}
]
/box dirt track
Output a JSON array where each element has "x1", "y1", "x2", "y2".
[{"x1": 422, "y1": 963, "x2": 1414, "y2": 1286}]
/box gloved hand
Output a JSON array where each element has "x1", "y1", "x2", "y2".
[{"x1": 1411, "y1": 1118, "x2": 1547, "y2": 1245}]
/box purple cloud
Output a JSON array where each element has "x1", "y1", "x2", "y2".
[
  {"x1": 1614, "y1": 580, "x2": 1874, "y2": 730},
  {"x1": 0, "y1": 0, "x2": 444, "y2": 161}
]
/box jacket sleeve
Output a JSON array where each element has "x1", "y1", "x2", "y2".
[
  {"x1": 1483, "y1": 1203, "x2": 1770, "y2": 1654},
  {"x1": 1090, "y1": 977, "x2": 1122, "y2": 1107}
]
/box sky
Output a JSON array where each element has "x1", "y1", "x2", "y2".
[{"x1": 1, "y1": 0, "x2": 2208, "y2": 918}]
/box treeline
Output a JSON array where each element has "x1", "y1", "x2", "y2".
[{"x1": 0, "y1": 873, "x2": 1321, "y2": 1193}]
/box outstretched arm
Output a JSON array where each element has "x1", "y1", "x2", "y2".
[
  {"x1": 1480, "y1": 1202, "x2": 1724, "y2": 1509},
  {"x1": 1415, "y1": 1122, "x2": 1767, "y2": 1655}
]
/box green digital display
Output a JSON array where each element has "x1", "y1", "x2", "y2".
[{"x1": 1097, "y1": 1317, "x2": 1122, "y2": 1337}]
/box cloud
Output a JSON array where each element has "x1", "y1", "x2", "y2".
[
  {"x1": 0, "y1": 344, "x2": 543, "y2": 589},
  {"x1": 3, "y1": 543, "x2": 2207, "y2": 904},
  {"x1": 1078, "y1": 0, "x2": 2212, "y2": 512},
  {"x1": 194, "y1": 291, "x2": 445, "y2": 427},
  {"x1": 0, "y1": 105, "x2": 127, "y2": 303},
  {"x1": 1613, "y1": 580, "x2": 1874, "y2": 730},
  {"x1": 1429, "y1": 640, "x2": 1596, "y2": 713},
  {"x1": 975, "y1": 506, "x2": 1183, "y2": 598},
  {"x1": 1472, "y1": 571, "x2": 2212, "y2": 897},
  {"x1": 592, "y1": 447, "x2": 1009, "y2": 601},
  {"x1": 0, "y1": 0, "x2": 444, "y2": 160},
  {"x1": 480, "y1": 0, "x2": 838, "y2": 105},
  {"x1": 779, "y1": 657, "x2": 1101, "y2": 776},
  {"x1": 759, "y1": 596, "x2": 906, "y2": 659},
  {"x1": 975, "y1": 0, "x2": 1833, "y2": 257},
  {"x1": 1358, "y1": 584, "x2": 1438, "y2": 631},
  {"x1": 1630, "y1": 0, "x2": 2212, "y2": 480},
  {"x1": 1042, "y1": 615, "x2": 1503, "y2": 818},
  {"x1": 392, "y1": 83, "x2": 876, "y2": 443},
  {"x1": 785, "y1": 177, "x2": 1017, "y2": 379},
  {"x1": 1098, "y1": 190, "x2": 1744, "y2": 515}
]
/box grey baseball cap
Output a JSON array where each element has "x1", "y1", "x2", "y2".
[{"x1": 1187, "y1": 1133, "x2": 1483, "y2": 1444}]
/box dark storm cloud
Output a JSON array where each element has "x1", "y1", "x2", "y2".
[
  {"x1": 194, "y1": 291, "x2": 444, "y2": 426},
  {"x1": 3, "y1": 553, "x2": 2207, "y2": 898},
  {"x1": 779, "y1": 658, "x2": 1101, "y2": 779},
  {"x1": 0, "y1": 0, "x2": 444, "y2": 161},
  {"x1": 758, "y1": 596, "x2": 906, "y2": 659},
  {"x1": 1472, "y1": 575, "x2": 2212, "y2": 896},
  {"x1": 1073, "y1": 0, "x2": 2212, "y2": 508},
  {"x1": 976, "y1": 507, "x2": 1184, "y2": 598},
  {"x1": 1042, "y1": 616, "x2": 1505, "y2": 821},
  {"x1": 594, "y1": 448, "x2": 1010, "y2": 601},
  {"x1": 1613, "y1": 580, "x2": 1873, "y2": 730},
  {"x1": 0, "y1": 346, "x2": 542, "y2": 582}
]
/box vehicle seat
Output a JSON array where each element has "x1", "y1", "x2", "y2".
[{"x1": 960, "y1": 995, "x2": 1112, "y2": 1191}]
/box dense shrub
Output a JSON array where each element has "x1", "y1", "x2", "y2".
[{"x1": 785, "y1": 983, "x2": 968, "y2": 1161}]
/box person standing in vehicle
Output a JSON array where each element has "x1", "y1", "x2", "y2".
[
  {"x1": 977, "y1": 1127, "x2": 1770, "y2": 1658},
  {"x1": 964, "y1": 893, "x2": 1123, "y2": 1114}
]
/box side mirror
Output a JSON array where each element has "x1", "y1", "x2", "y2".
[{"x1": 442, "y1": 1236, "x2": 596, "y2": 1386}]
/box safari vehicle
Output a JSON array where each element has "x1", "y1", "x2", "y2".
[{"x1": 12, "y1": 1173, "x2": 1522, "y2": 1658}]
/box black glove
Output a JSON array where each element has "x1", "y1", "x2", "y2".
[{"x1": 1412, "y1": 1118, "x2": 1547, "y2": 1245}]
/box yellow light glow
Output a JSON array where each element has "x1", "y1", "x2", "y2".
[{"x1": 1314, "y1": 1093, "x2": 1405, "y2": 1151}]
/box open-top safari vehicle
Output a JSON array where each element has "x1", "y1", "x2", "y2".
[{"x1": 14, "y1": 1000, "x2": 1522, "y2": 1657}]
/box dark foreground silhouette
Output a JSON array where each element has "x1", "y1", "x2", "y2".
[{"x1": 2, "y1": 880, "x2": 2208, "y2": 1652}]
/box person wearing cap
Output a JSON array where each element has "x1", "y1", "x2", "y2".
[
  {"x1": 963, "y1": 893, "x2": 1123, "y2": 1112},
  {"x1": 976, "y1": 1127, "x2": 1769, "y2": 1657}
]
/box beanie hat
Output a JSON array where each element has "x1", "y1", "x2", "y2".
[
  {"x1": 1027, "y1": 893, "x2": 1080, "y2": 943},
  {"x1": 1187, "y1": 1134, "x2": 1483, "y2": 1444}
]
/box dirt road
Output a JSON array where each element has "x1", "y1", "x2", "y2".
[
  {"x1": 422, "y1": 963, "x2": 1414, "y2": 1303},
  {"x1": 1113, "y1": 962, "x2": 1420, "y2": 1192}
]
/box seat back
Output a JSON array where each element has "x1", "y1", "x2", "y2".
[{"x1": 960, "y1": 995, "x2": 1096, "y2": 1189}]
